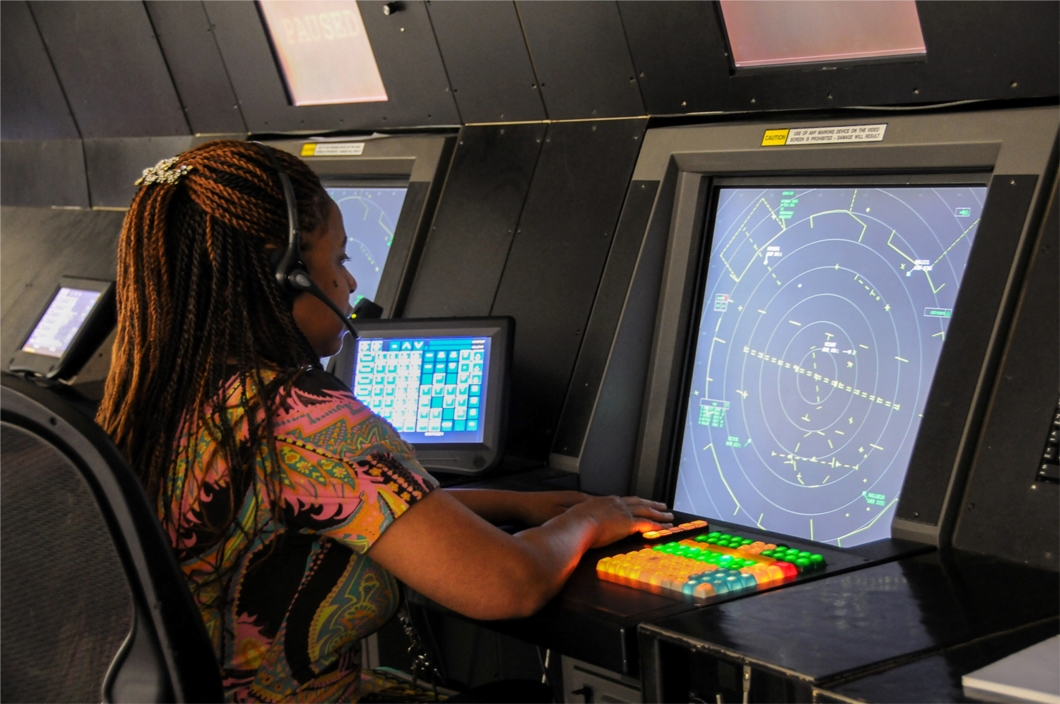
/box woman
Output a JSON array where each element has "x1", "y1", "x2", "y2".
[{"x1": 97, "y1": 141, "x2": 671, "y2": 702}]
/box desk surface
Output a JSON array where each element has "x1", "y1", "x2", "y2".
[
  {"x1": 445, "y1": 469, "x2": 923, "y2": 676},
  {"x1": 640, "y1": 550, "x2": 1059, "y2": 691}
]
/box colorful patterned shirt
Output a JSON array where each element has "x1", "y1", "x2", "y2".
[{"x1": 163, "y1": 369, "x2": 437, "y2": 702}]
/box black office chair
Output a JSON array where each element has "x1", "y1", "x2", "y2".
[{"x1": 0, "y1": 373, "x2": 223, "y2": 703}]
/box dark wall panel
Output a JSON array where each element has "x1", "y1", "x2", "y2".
[
  {"x1": 491, "y1": 119, "x2": 646, "y2": 461},
  {"x1": 0, "y1": 1, "x2": 79, "y2": 141},
  {"x1": 621, "y1": 1, "x2": 1060, "y2": 115},
  {"x1": 953, "y1": 175, "x2": 1058, "y2": 570},
  {"x1": 516, "y1": 1, "x2": 644, "y2": 120},
  {"x1": 144, "y1": 1, "x2": 247, "y2": 136},
  {"x1": 427, "y1": 1, "x2": 545, "y2": 124},
  {"x1": 1, "y1": 206, "x2": 124, "y2": 373},
  {"x1": 205, "y1": 0, "x2": 459, "y2": 133},
  {"x1": 0, "y1": 140, "x2": 89, "y2": 208},
  {"x1": 83, "y1": 136, "x2": 203, "y2": 209},
  {"x1": 29, "y1": 1, "x2": 189, "y2": 139},
  {"x1": 552, "y1": 180, "x2": 659, "y2": 458},
  {"x1": 404, "y1": 124, "x2": 545, "y2": 318}
]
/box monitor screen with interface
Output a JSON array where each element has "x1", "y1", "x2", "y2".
[
  {"x1": 349, "y1": 317, "x2": 513, "y2": 475},
  {"x1": 325, "y1": 185, "x2": 408, "y2": 305},
  {"x1": 672, "y1": 185, "x2": 988, "y2": 547},
  {"x1": 9, "y1": 276, "x2": 115, "y2": 380}
]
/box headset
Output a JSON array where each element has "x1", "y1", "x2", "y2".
[{"x1": 256, "y1": 143, "x2": 360, "y2": 341}]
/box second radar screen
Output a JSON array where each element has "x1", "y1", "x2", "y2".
[
  {"x1": 674, "y1": 186, "x2": 987, "y2": 547},
  {"x1": 326, "y1": 186, "x2": 408, "y2": 304}
]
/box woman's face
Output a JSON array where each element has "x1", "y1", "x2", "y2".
[{"x1": 292, "y1": 198, "x2": 357, "y2": 358}]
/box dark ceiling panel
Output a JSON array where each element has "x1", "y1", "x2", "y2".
[
  {"x1": 29, "y1": 1, "x2": 189, "y2": 138},
  {"x1": 0, "y1": 1, "x2": 79, "y2": 141},
  {"x1": 621, "y1": 1, "x2": 1059, "y2": 114},
  {"x1": 204, "y1": 1, "x2": 459, "y2": 133},
  {"x1": 426, "y1": 1, "x2": 545, "y2": 124},
  {"x1": 516, "y1": 1, "x2": 644, "y2": 120},
  {"x1": 491, "y1": 119, "x2": 646, "y2": 461},
  {"x1": 404, "y1": 123, "x2": 546, "y2": 319},
  {"x1": 144, "y1": 1, "x2": 246, "y2": 136}
]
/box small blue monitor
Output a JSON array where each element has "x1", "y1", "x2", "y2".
[{"x1": 347, "y1": 317, "x2": 513, "y2": 475}]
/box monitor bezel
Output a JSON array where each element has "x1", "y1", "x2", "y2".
[
  {"x1": 660, "y1": 175, "x2": 991, "y2": 545},
  {"x1": 9, "y1": 276, "x2": 116, "y2": 381},
  {"x1": 347, "y1": 316, "x2": 513, "y2": 475}
]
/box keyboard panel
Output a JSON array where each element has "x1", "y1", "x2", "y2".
[{"x1": 596, "y1": 530, "x2": 827, "y2": 605}]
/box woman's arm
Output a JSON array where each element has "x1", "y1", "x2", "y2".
[
  {"x1": 367, "y1": 489, "x2": 671, "y2": 621},
  {"x1": 444, "y1": 488, "x2": 590, "y2": 526}
]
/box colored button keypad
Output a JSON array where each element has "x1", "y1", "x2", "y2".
[
  {"x1": 596, "y1": 530, "x2": 826, "y2": 604},
  {"x1": 642, "y1": 519, "x2": 709, "y2": 540}
]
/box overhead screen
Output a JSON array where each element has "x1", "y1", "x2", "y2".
[
  {"x1": 325, "y1": 185, "x2": 408, "y2": 305},
  {"x1": 719, "y1": 0, "x2": 926, "y2": 68},
  {"x1": 673, "y1": 185, "x2": 987, "y2": 547},
  {"x1": 258, "y1": 0, "x2": 387, "y2": 106}
]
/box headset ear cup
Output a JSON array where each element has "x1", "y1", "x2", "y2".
[{"x1": 286, "y1": 265, "x2": 314, "y2": 293}]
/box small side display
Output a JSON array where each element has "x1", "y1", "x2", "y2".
[
  {"x1": 10, "y1": 277, "x2": 115, "y2": 380},
  {"x1": 349, "y1": 317, "x2": 513, "y2": 475}
]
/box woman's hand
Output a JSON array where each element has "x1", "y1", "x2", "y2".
[{"x1": 561, "y1": 495, "x2": 673, "y2": 548}]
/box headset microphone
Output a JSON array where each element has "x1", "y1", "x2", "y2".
[{"x1": 255, "y1": 142, "x2": 359, "y2": 342}]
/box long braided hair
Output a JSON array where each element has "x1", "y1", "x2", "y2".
[{"x1": 97, "y1": 140, "x2": 330, "y2": 617}]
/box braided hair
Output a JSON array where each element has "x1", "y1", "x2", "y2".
[{"x1": 97, "y1": 140, "x2": 330, "y2": 613}]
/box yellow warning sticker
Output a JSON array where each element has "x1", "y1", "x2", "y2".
[
  {"x1": 762, "y1": 129, "x2": 790, "y2": 147},
  {"x1": 301, "y1": 143, "x2": 317, "y2": 157},
  {"x1": 761, "y1": 124, "x2": 888, "y2": 147}
]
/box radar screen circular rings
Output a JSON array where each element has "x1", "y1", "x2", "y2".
[{"x1": 674, "y1": 186, "x2": 987, "y2": 547}]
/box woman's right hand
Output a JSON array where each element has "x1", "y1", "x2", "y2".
[{"x1": 563, "y1": 495, "x2": 673, "y2": 548}]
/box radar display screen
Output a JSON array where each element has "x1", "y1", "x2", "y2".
[
  {"x1": 673, "y1": 186, "x2": 987, "y2": 547},
  {"x1": 326, "y1": 186, "x2": 407, "y2": 304}
]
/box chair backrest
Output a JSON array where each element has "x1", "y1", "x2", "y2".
[{"x1": 0, "y1": 373, "x2": 224, "y2": 703}]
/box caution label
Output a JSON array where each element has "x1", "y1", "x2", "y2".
[
  {"x1": 301, "y1": 142, "x2": 365, "y2": 157},
  {"x1": 761, "y1": 124, "x2": 887, "y2": 147}
]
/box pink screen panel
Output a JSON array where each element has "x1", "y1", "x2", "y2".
[
  {"x1": 719, "y1": 0, "x2": 926, "y2": 68},
  {"x1": 259, "y1": 1, "x2": 387, "y2": 106}
]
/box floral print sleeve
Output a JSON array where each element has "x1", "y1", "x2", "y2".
[
  {"x1": 165, "y1": 369, "x2": 436, "y2": 703},
  {"x1": 274, "y1": 373, "x2": 437, "y2": 552}
]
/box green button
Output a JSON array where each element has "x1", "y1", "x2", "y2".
[
  {"x1": 795, "y1": 558, "x2": 810, "y2": 568},
  {"x1": 798, "y1": 551, "x2": 811, "y2": 558},
  {"x1": 741, "y1": 538, "x2": 754, "y2": 545},
  {"x1": 809, "y1": 554, "x2": 824, "y2": 564},
  {"x1": 695, "y1": 535, "x2": 710, "y2": 542},
  {"x1": 653, "y1": 545, "x2": 664, "y2": 551},
  {"x1": 707, "y1": 531, "x2": 721, "y2": 539},
  {"x1": 775, "y1": 545, "x2": 788, "y2": 551}
]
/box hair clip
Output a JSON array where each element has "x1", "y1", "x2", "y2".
[{"x1": 135, "y1": 156, "x2": 193, "y2": 186}]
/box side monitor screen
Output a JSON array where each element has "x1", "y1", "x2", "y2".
[
  {"x1": 349, "y1": 317, "x2": 513, "y2": 475},
  {"x1": 326, "y1": 186, "x2": 408, "y2": 304},
  {"x1": 355, "y1": 335, "x2": 491, "y2": 444},
  {"x1": 22, "y1": 287, "x2": 102, "y2": 358},
  {"x1": 673, "y1": 185, "x2": 987, "y2": 547}
]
